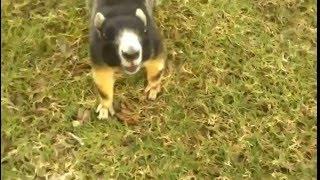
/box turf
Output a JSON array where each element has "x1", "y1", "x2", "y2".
[{"x1": 1, "y1": 0, "x2": 317, "y2": 179}]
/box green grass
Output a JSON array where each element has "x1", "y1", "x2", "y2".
[{"x1": 1, "y1": 0, "x2": 316, "y2": 179}]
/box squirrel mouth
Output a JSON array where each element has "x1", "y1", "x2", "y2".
[{"x1": 123, "y1": 65, "x2": 140, "y2": 74}]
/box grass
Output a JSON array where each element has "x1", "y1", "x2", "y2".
[{"x1": 1, "y1": 0, "x2": 317, "y2": 179}]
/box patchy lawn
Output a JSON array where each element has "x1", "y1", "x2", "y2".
[{"x1": 1, "y1": 0, "x2": 316, "y2": 179}]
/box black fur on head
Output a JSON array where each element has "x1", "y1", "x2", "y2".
[
  {"x1": 89, "y1": 0, "x2": 163, "y2": 68},
  {"x1": 96, "y1": 15, "x2": 146, "y2": 45}
]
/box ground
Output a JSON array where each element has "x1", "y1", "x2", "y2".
[{"x1": 1, "y1": 0, "x2": 317, "y2": 179}]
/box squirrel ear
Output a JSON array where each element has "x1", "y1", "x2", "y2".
[
  {"x1": 135, "y1": 8, "x2": 147, "y2": 26},
  {"x1": 94, "y1": 12, "x2": 106, "y2": 29}
]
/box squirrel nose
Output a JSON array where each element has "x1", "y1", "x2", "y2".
[{"x1": 121, "y1": 47, "x2": 140, "y2": 60}]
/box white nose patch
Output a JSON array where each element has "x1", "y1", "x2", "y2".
[{"x1": 118, "y1": 30, "x2": 142, "y2": 67}]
